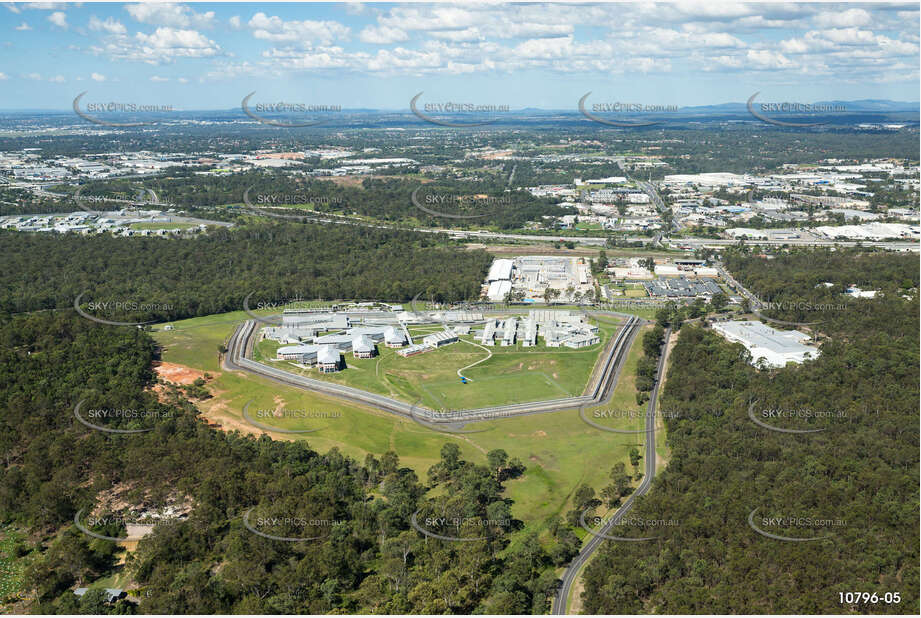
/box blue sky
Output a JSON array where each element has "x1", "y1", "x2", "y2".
[{"x1": 1, "y1": 1, "x2": 918, "y2": 110}]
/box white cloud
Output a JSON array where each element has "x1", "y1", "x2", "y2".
[
  {"x1": 90, "y1": 72, "x2": 105, "y2": 81},
  {"x1": 359, "y1": 25, "x2": 408, "y2": 44},
  {"x1": 125, "y1": 3, "x2": 215, "y2": 29},
  {"x1": 89, "y1": 16, "x2": 125, "y2": 35},
  {"x1": 24, "y1": 3, "x2": 69, "y2": 10},
  {"x1": 150, "y1": 75, "x2": 169, "y2": 82},
  {"x1": 813, "y1": 8, "x2": 872, "y2": 28},
  {"x1": 135, "y1": 27, "x2": 219, "y2": 56},
  {"x1": 25, "y1": 72, "x2": 41, "y2": 80},
  {"x1": 0, "y1": 72, "x2": 7, "y2": 79},
  {"x1": 745, "y1": 49, "x2": 796, "y2": 69},
  {"x1": 15, "y1": 21, "x2": 31, "y2": 30},
  {"x1": 47, "y1": 11, "x2": 67, "y2": 29},
  {"x1": 430, "y1": 27, "x2": 482, "y2": 43},
  {"x1": 228, "y1": 15, "x2": 241, "y2": 29},
  {"x1": 247, "y1": 12, "x2": 350, "y2": 46},
  {"x1": 177, "y1": 77, "x2": 188, "y2": 83},
  {"x1": 48, "y1": 74, "x2": 65, "y2": 82},
  {"x1": 93, "y1": 26, "x2": 221, "y2": 64}
]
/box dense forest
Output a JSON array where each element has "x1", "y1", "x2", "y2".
[
  {"x1": 582, "y1": 249, "x2": 919, "y2": 614},
  {"x1": 0, "y1": 223, "x2": 492, "y2": 320},
  {"x1": 65, "y1": 172, "x2": 570, "y2": 231},
  {"x1": 0, "y1": 313, "x2": 578, "y2": 613}
]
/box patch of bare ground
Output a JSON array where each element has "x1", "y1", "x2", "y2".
[{"x1": 152, "y1": 361, "x2": 210, "y2": 385}]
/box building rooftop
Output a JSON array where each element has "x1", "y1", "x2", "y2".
[{"x1": 317, "y1": 345, "x2": 341, "y2": 364}]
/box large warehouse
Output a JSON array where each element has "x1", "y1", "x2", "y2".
[{"x1": 712, "y1": 320, "x2": 820, "y2": 368}]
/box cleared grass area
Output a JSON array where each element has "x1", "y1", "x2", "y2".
[{"x1": 151, "y1": 312, "x2": 653, "y2": 540}]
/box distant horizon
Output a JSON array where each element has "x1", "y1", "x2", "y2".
[
  {"x1": 1, "y1": 2, "x2": 917, "y2": 109},
  {"x1": 2, "y1": 97, "x2": 920, "y2": 114}
]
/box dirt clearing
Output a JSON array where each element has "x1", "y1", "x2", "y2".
[{"x1": 153, "y1": 361, "x2": 209, "y2": 385}]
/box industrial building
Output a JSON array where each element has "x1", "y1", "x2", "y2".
[
  {"x1": 487, "y1": 259, "x2": 515, "y2": 282},
  {"x1": 483, "y1": 255, "x2": 594, "y2": 304},
  {"x1": 486, "y1": 280, "x2": 512, "y2": 302},
  {"x1": 486, "y1": 259, "x2": 515, "y2": 302},
  {"x1": 712, "y1": 320, "x2": 820, "y2": 367}
]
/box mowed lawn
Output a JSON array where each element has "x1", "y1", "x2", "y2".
[
  {"x1": 151, "y1": 313, "x2": 654, "y2": 542},
  {"x1": 252, "y1": 316, "x2": 622, "y2": 410}
]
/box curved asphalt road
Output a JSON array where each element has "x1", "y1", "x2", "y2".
[{"x1": 552, "y1": 326, "x2": 672, "y2": 615}]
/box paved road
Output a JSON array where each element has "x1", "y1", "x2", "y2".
[
  {"x1": 552, "y1": 326, "x2": 672, "y2": 615},
  {"x1": 223, "y1": 313, "x2": 643, "y2": 423}
]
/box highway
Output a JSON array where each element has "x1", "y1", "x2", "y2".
[
  {"x1": 223, "y1": 313, "x2": 643, "y2": 423},
  {"x1": 552, "y1": 326, "x2": 672, "y2": 615},
  {"x1": 238, "y1": 206, "x2": 918, "y2": 251}
]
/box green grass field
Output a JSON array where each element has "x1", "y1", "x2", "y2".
[{"x1": 151, "y1": 311, "x2": 655, "y2": 546}]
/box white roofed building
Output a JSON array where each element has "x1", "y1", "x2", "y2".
[
  {"x1": 352, "y1": 335, "x2": 377, "y2": 358},
  {"x1": 712, "y1": 320, "x2": 820, "y2": 368},
  {"x1": 316, "y1": 345, "x2": 343, "y2": 373},
  {"x1": 487, "y1": 259, "x2": 515, "y2": 282},
  {"x1": 384, "y1": 326, "x2": 408, "y2": 347}
]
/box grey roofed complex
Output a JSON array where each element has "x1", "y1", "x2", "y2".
[
  {"x1": 443, "y1": 310, "x2": 485, "y2": 322},
  {"x1": 314, "y1": 333, "x2": 355, "y2": 350},
  {"x1": 347, "y1": 326, "x2": 389, "y2": 341},
  {"x1": 423, "y1": 330, "x2": 459, "y2": 347},
  {"x1": 644, "y1": 277, "x2": 722, "y2": 298},
  {"x1": 282, "y1": 311, "x2": 350, "y2": 329}
]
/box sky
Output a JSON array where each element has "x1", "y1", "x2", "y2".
[{"x1": 0, "y1": 1, "x2": 919, "y2": 111}]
